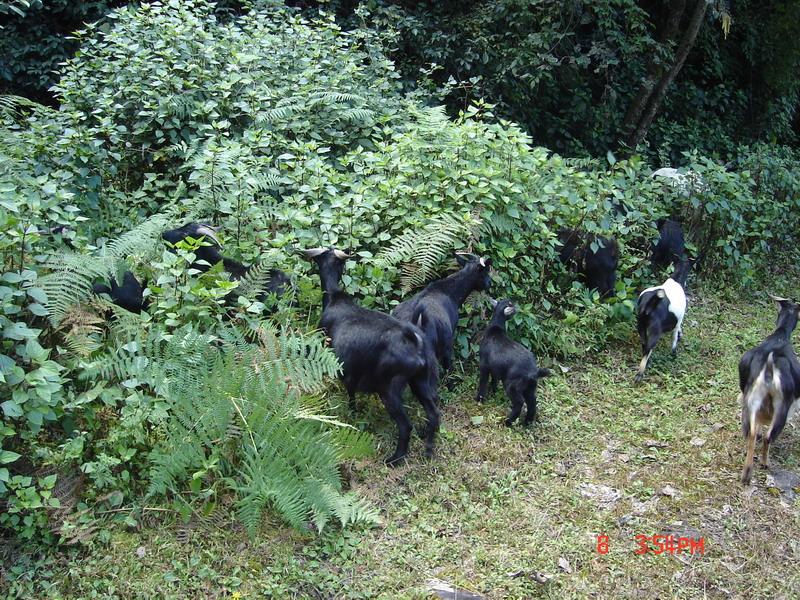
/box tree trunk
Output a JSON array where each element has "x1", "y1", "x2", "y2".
[{"x1": 619, "y1": 0, "x2": 710, "y2": 152}]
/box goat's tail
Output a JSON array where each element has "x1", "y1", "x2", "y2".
[
  {"x1": 764, "y1": 352, "x2": 775, "y2": 388},
  {"x1": 537, "y1": 368, "x2": 552, "y2": 379}
]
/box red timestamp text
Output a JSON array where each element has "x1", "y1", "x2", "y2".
[{"x1": 595, "y1": 533, "x2": 705, "y2": 555}]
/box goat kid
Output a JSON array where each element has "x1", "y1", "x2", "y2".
[
  {"x1": 477, "y1": 299, "x2": 551, "y2": 426},
  {"x1": 392, "y1": 252, "x2": 492, "y2": 373},
  {"x1": 302, "y1": 247, "x2": 440, "y2": 465},
  {"x1": 557, "y1": 229, "x2": 619, "y2": 298},
  {"x1": 739, "y1": 296, "x2": 800, "y2": 484},
  {"x1": 634, "y1": 257, "x2": 691, "y2": 383}
]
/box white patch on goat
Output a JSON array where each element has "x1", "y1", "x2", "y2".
[
  {"x1": 639, "y1": 276, "x2": 687, "y2": 328},
  {"x1": 744, "y1": 362, "x2": 783, "y2": 431}
]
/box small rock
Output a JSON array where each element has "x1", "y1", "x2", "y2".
[
  {"x1": 579, "y1": 483, "x2": 622, "y2": 509},
  {"x1": 706, "y1": 422, "x2": 724, "y2": 432},
  {"x1": 554, "y1": 462, "x2": 569, "y2": 476},
  {"x1": 505, "y1": 570, "x2": 525, "y2": 579},
  {"x1": 690, "y1": 437, "x2": 706, "y2": 447},
  {"x1": 619, "y1": 453, "x2": 630, "y2": 463},
  {"x1": 427, "y1": 579, "x2": 485, "y2": 600},
  {"x1": 558, "y1": 557, "x2": 572, "y2": 574},
  {"x1": 558, "y1": 364, "x2": 570, "y2": 373},
  {"x1": 532, "y1": 572, "x2": 552, "y2": 584},
  {"x1": 661, "y1": 485, "x2": 680, "y2": 498},
  {"x1": 600, "y1": 449, "x2": 614, "y2": 462},
  {"x1": 136, "y1": 546, "x2": 146, "y2": 559},
  {"x1": 644, "y1": 439, "x2": 669, "y2": 448}
]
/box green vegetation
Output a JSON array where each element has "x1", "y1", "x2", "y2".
[
  {"x1": 1, "y1": 0, "x2": 799, "y2": 596},
  {"x1": 4, "y1": 281, "x2": 800, "y2": 598}
]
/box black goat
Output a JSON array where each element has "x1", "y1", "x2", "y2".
[
  {"x1": 651, "y1": 218, "x2": 685, "y2": 269},
  {"x1": 302, "y1": 247, "x2": 440, "y2": 465},
  {"x1": 92, "y1": 271, "x2": 148, "y2": 314},
  {"x1": 162, "y1": 223, "x2": 290, "y2": 303},
  {"x1": 739, "y1": 296, "x2": 800, "y2": 484},
  {"x1": 557, "y1": 229, "x2": 619, "y2": 298},
  {"x1": 634, "y1": 256, "x2": 691, "y2": 383},
  {"x1": 476, "y1": 299, "x2": 551, "y2": 426},
  {"x1": 392, "y1": 253, "x2": 492, "y2": 373}
]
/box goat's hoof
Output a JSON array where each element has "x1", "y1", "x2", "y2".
[
  {"x1": 384, "y1": 453, "x2": 408, "y2": 467},
  {"x1": 633, "y1": 373, "x2": 644, "y2": 385},
  {"x1": 504, "y1": 418, "x2": 515, "y2": 427},
  {"x1": 475, "y1": 395, "x2": 484, "y2": 404},
  {"x1": 423, "y1": 446, "x2": 435, "y2": 460},
  {"x1": 741, "y1": 466, "x2": 754, "y2": 485}
]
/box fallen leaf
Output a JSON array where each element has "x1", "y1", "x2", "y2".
[
  {"x1": 505, "y1": 570, "x2": 525, "y2": 578},
  {"x1": 619, "y1": 453, "x2": 630, "y2": 463},
  {"x1": 690, "y1": 437, "x2": 706, "y2": 447},
  {"x1": 558, "y1": 557, "x2": 572, "y2": 574},
  {"x1": 136, "y1": 546, "x2": 146, "y2": 559},
  {"x1": 470, "y1": 416, "x2": 485, "y2": 426},
  {"x1": 579, "y1": 483, "x2": 621, "y2": 509},
  {"x1": 558, "y1": 364, "x2": 570, "y2": 373}
]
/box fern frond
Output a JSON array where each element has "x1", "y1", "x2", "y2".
[{"x1": 376, "y1": 213, "x2": 481, "y2": 292}]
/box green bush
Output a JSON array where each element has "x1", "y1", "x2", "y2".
[{"x1": 1, "y1": 0, "x2": 799, "y2": 546}]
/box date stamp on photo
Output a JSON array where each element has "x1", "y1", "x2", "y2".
[{"x1": 596, "y1": 533, "x2": 705, "y2": 556}]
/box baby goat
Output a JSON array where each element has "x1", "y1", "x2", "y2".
[
  {"x1": 477, "y1": 299, "x2": 551, "y2": 426},
  {"x1": 302, "y1": 247, "x2": 440, "y2": 465},
  {"x1": 557, "y1": 229, "x2": 619, "y2": 299},
  {"x1": 634, "y1": 256, "x2": 691, "y2": 383},
  {"x1": 739, "y1": 296, "x2": 800, "y2": 484},
  {"x1": 92, "y1": 271, "x2": 148, "y2": 314},
  {"x1": 392, "y1": 252, "x2": 492, "y2": 373}
]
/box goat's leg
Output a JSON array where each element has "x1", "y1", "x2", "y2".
[
  {"x1": 381, "y1": 379, "x2": 413, "y2": 467},
  {"x1": 671, "y1": 324, "x2": 683, "y2": 355},
  {"x1": 505, "y1": 382, "x2": 525, "y2": 427},
  {"x1": 476, "y1": 366, "x2": 490, "y2": 402},
  {"x1": 488, "y1": 375, "x2": 498, "y2": 397},
  {"x1": 523, "y1": 379, "x2": 539, "y2": 425},
  {"x1": 763, "y1": 402, "x2": 791, "y2": 468},
  {"x1": 409, "y1": 377, "x2": 441, "y2": 458},
  {"x1": 741, "y1": 416, "x2": 758, "y2": 484},
  {"x1": 634, "y1": 348, "x2": 654, "y2": 384}
]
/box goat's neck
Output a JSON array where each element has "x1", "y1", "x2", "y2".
[
  {"x1": 774, "y1": 311, "x2": 799, "y2": 341},
  {"x1": 223, "y1": 257, "x2": 248, "y2": 279},
  {"x1": 488, "y1": 314, "x2": 508, "y2": 331},
  {"x1": 319, "y1": 271, "x2": 345, "y2": 311},
  {"x1": 441, "y1": 270, "x2": 482, "y2": 306}
]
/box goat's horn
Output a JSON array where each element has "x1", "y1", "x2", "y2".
[
  {"x1": 300, "y1": 247, "x2": 327, "y2": 259},
  {"x1": 768, "y1": 293, "x2": 789, "y2": 302},
  {"x1": 332, "y1": 249, "x2": 351, "y2": 260},
  {"x1": 195, "y1": 225, "x2": 222, "y2": 247}
]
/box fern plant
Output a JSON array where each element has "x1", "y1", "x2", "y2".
[
  {"x1": 81, "y1": 320, "x2": 377, "y2": 535},
  {"x1": 376, "y1": 213, "x2": 482, "y2": 292}
]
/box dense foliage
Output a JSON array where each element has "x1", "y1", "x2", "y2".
[{"x1": 1, "y1": 0, "x2": 799, "y2": 546}]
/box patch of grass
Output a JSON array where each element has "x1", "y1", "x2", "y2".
[{"x1": 5, "y1": 281, "x2": 800, "y2": 599}]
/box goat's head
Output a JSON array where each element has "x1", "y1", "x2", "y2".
[
  {"x1": 489, "y1": 298, "x2": 517, "y2": 321},
  {"x1": 769, "y1": 294, "x2": 800, "y2": 334},
  {"x1": 455, "y1": 252, "x2": 493, "y2": 290},
  {"x1": 162, "y1": 222, "x2": 222, "y2": 248},
  {"x1": 300, "y1": 247, "x2": 351, "y2": 285}
]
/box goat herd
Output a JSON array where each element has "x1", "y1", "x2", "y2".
[{"x1": 90, "y1": 220, "x2": 800, "y2": 484}]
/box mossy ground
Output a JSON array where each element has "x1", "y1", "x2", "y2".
[{"x1": 4, "y1": 281, "x2": 800, "y2": 599}]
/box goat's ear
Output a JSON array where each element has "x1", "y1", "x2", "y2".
[
  {"x1": 332, "y1": 249, "x2": 351, "y2": 260},
  {"x1": 479, "y1": 256, "x2": 492, "y2": 268},
  {"x1": 300, "y1": 247, "x2": 327, "y2": 260},
  {"x1": 489, "y1": 298, "x2": 498, "y2": 308},
  {"x1": 455, "y1": 252, "x2": 478, "y2": 266},
  {"x1": 503, "y1": 305, "x2": 516, "y2": 317}
]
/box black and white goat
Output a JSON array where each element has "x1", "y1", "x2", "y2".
[
  {"x1": 739, "y1": 296, "x2": 800, "y2": 484},
  {"x1": 476, "y1": 299, "x2": 551, "y2": 426},
  {"x1": 302, "y1": 247, "x2": 440, "y2": 465},
  {"x1": 162, "y1": 223, "x2": 290, "y2": 302},
  {"x1": 634, "y1": 256, "x2": 691, "y2": 383},
  {"x1": 557, "y1": 229, "x2": 619, "y2": 299},
  {"x1": 92, "y1": 271, "x2": 148, "y2": 314},
  {"x1": 392, "y1": 253, "x2": 492, "y2": 373},
  {"x1": 651, "y1": 218, "x2": 685, "y2": 270}
]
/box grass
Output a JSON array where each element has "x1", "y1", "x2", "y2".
[{"x1": 5, "y1": 284, "x2": 800, "y2": 599}]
